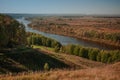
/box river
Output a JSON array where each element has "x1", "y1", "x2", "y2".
[{"x1": 16, "y1": 17, "x2": 112, "y2": 50}]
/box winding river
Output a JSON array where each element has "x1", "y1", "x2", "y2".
[{"x1": 16, "y1": 17, "x2": 112, "y2": 50}]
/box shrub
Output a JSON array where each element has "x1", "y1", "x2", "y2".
[{"x1": 44, "y1": 63, "x2": 49, "y2": 71}]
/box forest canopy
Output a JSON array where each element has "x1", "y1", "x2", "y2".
[{"x1": 0, "y1": 14, "x2": 26, "y2": 48}]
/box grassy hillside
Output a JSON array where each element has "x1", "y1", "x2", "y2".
[
  {"x1": 33, "y1": 45, "x2": 104, "y2": 69},
  {"x1": 0, "y1": 62, "x2": 119, "y2": 80},
  {"x1": 0, "y1": 45, "x2": 104, "y2": 74},
  {"x1": 0, "y1": 47, "x2": 69, "y2": 74}
]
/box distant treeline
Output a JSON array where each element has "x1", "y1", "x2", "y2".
[
  {"x1": 0, "y1": 14, "x2": 26, "y2": 48},
  {"x1": 60, "y1": 44, "x2": 120, "y2": 63},
  {"x1": 27, "y1": 32, "x2": 62, "y2": 52},
  {"x1": 82, "y1": 30, "x2": 120, "y2": 43},
  {"x1": 78, "y1": 30, "x2": 120, "y2": 49}
]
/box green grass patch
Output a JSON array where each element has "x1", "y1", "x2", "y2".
[{"x1": 32, "y1": 45, "x2": 54, "y2": 51}]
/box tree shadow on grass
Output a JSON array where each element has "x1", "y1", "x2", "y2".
[{"x1": 1, "y1": 48, "x2": 70, "y2": 73}]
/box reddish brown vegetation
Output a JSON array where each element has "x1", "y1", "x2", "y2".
[
  {"x1": 29, "y1": 16, "x2": 120, "y2": 49},
  {"x1": 0, "y1": 62, "x2": 119, "y2": 80}
]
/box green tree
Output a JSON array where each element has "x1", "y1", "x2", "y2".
[
  {"x1": 97, "y1": 52, "x2": 101, "y2": 62},
  {"x1": 79, "y1": 47, "x2": 88, "y2": 58},
  {"x1": 46, "y1": 39, "x2": 51, "y2": 47},
  {"x1": 111, "y1": 50, "x2": 120, "y2": 62},
  {"x1": 0, "y1": 14, "x2": 26, "y2": 48},
  {"x1": 0, "y1": 26, "x2": 8, "y2": 48},
  {"x1": 88, "y1": 49, "x2": 99, "y2": 61},
  {"x1": 68, "y1": 44, "x2": 75, "y2": 54},
  {"x1": 101, "y1": 51, "x2": 110, "y2": 63},
  {"x1": 73, "y1": 45, "x2": 80, "y2": 56}
]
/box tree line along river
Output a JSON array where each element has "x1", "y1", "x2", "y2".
[{"x1": 16, "y1": 17, "x2": 116, "y2": 50}]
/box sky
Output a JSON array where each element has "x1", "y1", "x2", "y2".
[{"x1": 0, "y1": 0, "x2": 120, "y2": 15}]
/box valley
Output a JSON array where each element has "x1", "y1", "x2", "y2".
[
  {"x1": 0, "y1": 14, "x2": 120, "y2": 80},
  {"x1": 28, "y1": 16, "x2": 120, "y2": 50}
]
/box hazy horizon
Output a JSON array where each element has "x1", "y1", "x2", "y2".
[{"x1": 0, "y1": 0, "x2": 120, "y2": 15}]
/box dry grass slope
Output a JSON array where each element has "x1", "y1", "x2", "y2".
[{"x1": 0, "y1": 62, "x2": 119, "y2": 80}]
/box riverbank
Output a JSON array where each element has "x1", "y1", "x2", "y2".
[
  {"x1": 28, "y1": 25, "x2": 120, "y2": 50},
  {"x1": 28, "y1": 16, "x2": 120, "y2": 50}
]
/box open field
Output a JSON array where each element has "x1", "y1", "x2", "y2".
[{"x1": 29, "y1": 16, "x2": 120, "y2": 33}]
